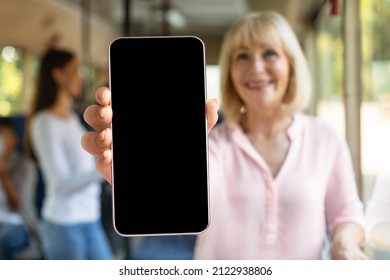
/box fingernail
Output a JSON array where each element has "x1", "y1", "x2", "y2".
[
  {"x1": 99, "y1": 130, "x2": 106, "y2": 141},
  {"x1": 98, "y1": 108, "x2": 105, "y2": 119},
  {"x1": 213, "y1": 98, "x2": 220, "y2": 109},
  {"x1": 98, "y1": 88, "x2": 104, "y2": 100}
]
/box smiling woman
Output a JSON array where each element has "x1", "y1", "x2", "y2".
[
  {"x1": 191, "y1": 11, "x2": 367, "y2": 260},
  {"x1": 80, "y1": 11, "x2": 368, "y2": 260},
  {"x1": 1, "y1": 0, "x2": 387, "y2": 262}
]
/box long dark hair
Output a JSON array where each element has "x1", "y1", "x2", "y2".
[
  {"x1": 25, "y1": 48, "x2": 75, "y2": 159},
  {"x1": 30, "y1": 48, "x2": 75, "y2": 115}
]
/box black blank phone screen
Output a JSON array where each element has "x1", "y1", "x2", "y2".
[{"x1": 109, "y1": 36, "x2": 209, "y2": 236}]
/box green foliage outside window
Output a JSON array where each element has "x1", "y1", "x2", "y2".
[
  {"x1": 315, "y1": 0, "x2": 390, "y2": 102},
  {"x1": 0, "y1": 46, "x2": 23, "y2": 116},
  {"x1": 361, "y1": 0, "x2": 390, "y2": 101}
]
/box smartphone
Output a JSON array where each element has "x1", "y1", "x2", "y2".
[{"x1": 109, "y1": 36, "x2": 209, "y2": 236}]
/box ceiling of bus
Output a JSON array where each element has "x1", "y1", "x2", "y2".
[{"x1": 0, "y1": 0, "x2": 327, "y2": 67}]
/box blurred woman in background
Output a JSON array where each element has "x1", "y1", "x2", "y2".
[{"x1": 26, "y1": 48, "x2": 113, "y2": 260}]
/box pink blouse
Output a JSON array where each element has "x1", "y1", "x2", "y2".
[{"x1": 195, "y1": 113, "x2": 364, "y2": 259}]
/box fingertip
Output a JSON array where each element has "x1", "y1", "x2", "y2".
[
  {"x1": 206, "y1": 98, "x2": 220, "y2": 114},
  {"x1": 95, "y1": 87, "x2": 104, "y2": 101},
  {"x1": 96, "y1": 87, "x2": 110, "y2": 105},
  {"x1": 97, "y1": 106, "x2": 105, "y2": 120},
  {"x1": 101, "y1": 149, "x2": 112, "y2": 164},
  {"x1": 211, "y1": 98, "x2": 219, "y2": 110},
  {"x1": 98, "y1": 129, "x2": 105, "y2": 142}
]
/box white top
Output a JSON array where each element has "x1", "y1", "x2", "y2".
[{"x1": 31, "y1": 111, "x2": 103, "y2": 225}]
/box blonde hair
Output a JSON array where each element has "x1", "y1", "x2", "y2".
[{"x1": 219, "y1": 11, "x2": 312, "y2": 124}]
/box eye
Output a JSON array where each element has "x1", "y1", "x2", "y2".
[
  {"x1": 263, "y1": 49, "x2": 278, "y2": 58},
  {"x1": 234, "y1": 52, "x2": 250, "y2": 61}
]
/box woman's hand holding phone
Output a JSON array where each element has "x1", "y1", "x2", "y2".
[{"x1": 82, "y1": 87, "x2": 219, "y2": 186}]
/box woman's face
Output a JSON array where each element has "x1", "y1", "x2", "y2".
[
  {"x1": 230, "y1": 42, "x2": 290, "y2": 112},
  {"x1": 56, "y1": 57, "x2": 83, "y2": 98}
]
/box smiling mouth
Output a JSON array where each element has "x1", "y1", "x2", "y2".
[{"x1": 246, "y1": 82, "x2": 270, "y2": 90}]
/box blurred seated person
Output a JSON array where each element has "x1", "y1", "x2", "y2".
[{"x1": 0, "y1": 118, "x2": 40, "y2": 259}]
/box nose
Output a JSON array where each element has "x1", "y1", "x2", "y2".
[{"x1": 252, "y1": 55, "x2": 265, "y2": 73}]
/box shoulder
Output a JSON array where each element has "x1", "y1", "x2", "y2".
[
  {"x1": 208, "y1": 122, "x2": 232, "y2": 155},
  {"x1": 295, "y1": 113, "x2": 345, "y2": 143},
  {"x1": 31, "y1": 111, "x2": 55, "y2": 128},
  {"x1": 30, "y1": 112, "x2": 61, "y2": 142},
  {"x1": 208, "y1": 122, "x2": 245, "y2": 161},
  {"x1": 209, "y1": 122, "x2": 237, "y2": 143}
]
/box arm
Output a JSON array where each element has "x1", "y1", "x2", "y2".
[
  {"x1": 31, "y1": 114, "x2": 102, "y2": 196},
  {"x1": 81, "y1": 86, "x2": 219, "y2": 185},
  {"x1": 330, "y1": 222, "x2": 367, "y2": 259},
  {"x1": 325, "y1": 135, "x2": 368, "y2": 260}
]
